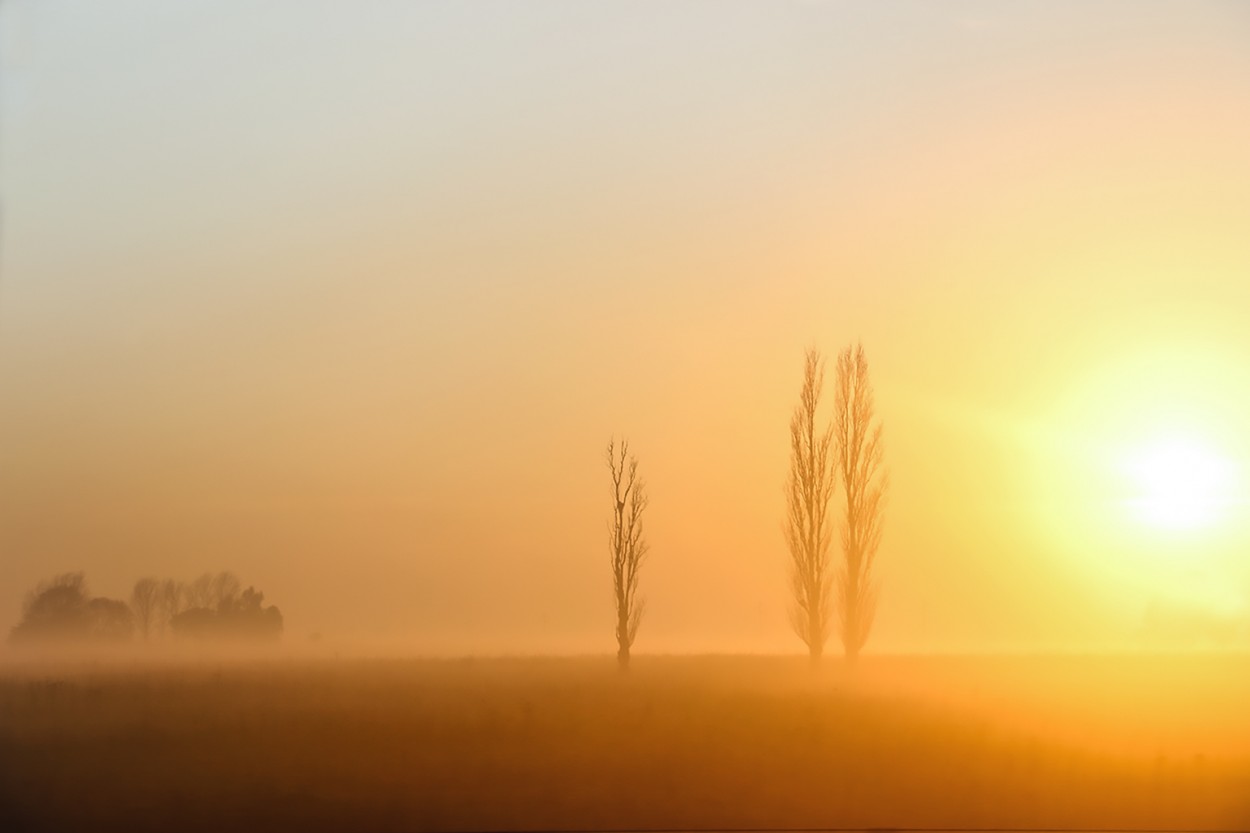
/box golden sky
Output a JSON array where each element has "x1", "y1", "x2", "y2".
[{"x1": 2, "y1": 1, "x2": 1249, "y2": 652}]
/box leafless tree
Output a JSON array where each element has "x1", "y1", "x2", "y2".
[
  {"x1": 606, "y1": 439, "x2": 649, "y2": 670},
  {"x1": 158, "y1": 579, "x2": 184, "y2": 636},
  {"x1": 130, "y1": 578, "x2": 160, "y2": 640},
  {"x1": 834, "y1": 342, "x2": 887, "y2": 661},
  {"x1": 210, "y1": 572, "x2": 241, "y2": 608},
  {"x1": 185, "y1": 573, "x2": 214, "y2": 610},
  {"x1": 785, "y1": 348, "x2": 836, "y2": 662}
]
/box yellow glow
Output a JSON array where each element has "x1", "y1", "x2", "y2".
[{"x1": 1123, "y1": 436, "x2": 1237, "y2": 531}]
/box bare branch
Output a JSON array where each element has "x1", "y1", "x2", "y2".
[
  {"x1": 834, "y1": 341, "x2": 887, "y2": 661},
  {"x1": 607, "y1": 437, "x2": 649, "y2": 669},
  {"x1": 784, "y1": 348, "x2": 836, "y2": 662},
  {"x1": 130, "y1": 578, "x2": 160, "y2": 641}
]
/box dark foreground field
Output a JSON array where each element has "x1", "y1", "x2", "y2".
[{"x1": 1, "y1": 654, "x2": 1248, "y2": 832}]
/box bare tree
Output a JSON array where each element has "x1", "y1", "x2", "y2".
[
  {"x1": 785, "y1": 348, "x2": 836, "y2": 662},
  {"x1": 834, "y1": 342, "x2": 887, "y2": 661},
  {"x1": 210, "y1": 572, "x2": 241, "y2": 609},
  {"x1": 185, "y1": 573, "x2": 214, "y2": 610},
  {"x1": 606, "y1": 439, "x2": 649, "y2": 670},
  {"x1": 130, "y1": 578, "x2": 160, "y2": 640},
  {"x1": 158, "y1": 579, "x2": 184, "y2": 637}
]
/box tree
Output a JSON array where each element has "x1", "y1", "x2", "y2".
[
  {"x1": 210, "y1": 572, "x2": 241, "y2": 609},
  {"x1": 606, "y1": 439, "x2": 649, "y2": 670},
  {"x1": 180, "y1": 571, "x2": 240, "y2": 612},
  {"x1": 834, "y1": 342, "x2": 887, "y2": 661},
  {"x1": 185, "y1": 573, "x2": 215, "y2": 610},
  {"x1": 10, "y1": 573, "x2": 90, "y2": 642},
  {"x1": 9, "y1": 573, "x2": 134, "y2": 643},
  {"x1": 785, "y1": 348, "x2": 836, "y2": 662},
  {"x1": 158, "y1": 578, "x2": 184, "y2": 637},
  {"x1": 131, "y1": 578, "x2": 160, "y2": 640},
  {"x1": 221, "y1": 586, "x2": 283, "y2": 639},
  {"x1": 85, "y1": 597, "x2": 135, "y2": 642},
  {"x1": 170, "y1": 584, "x2": 283, "y2": 641}
]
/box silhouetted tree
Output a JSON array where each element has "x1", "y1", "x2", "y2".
[
  {"x1": 178, "y1": 572, "x2": 240, "y2": 616},
  {"x1": 834, "y1": 342, "x2": 887, "y2": 661},
  {"x1": 169, "y1": 607, "x2": 216, "y2": 638},
  {"x1": 170, "y1": 577, "x2": 283, "y2": 641},
  {"x1": 9, "y1": 571, "x2": 276, "y2": 645},
  {"x1": 185, "y1": 573, "x2": 215, "y2": 610},
  {"x1": 130, "y1": 578, "x2": 160, "y2": 640},
  {"x1": 10, "y1": 573, "x2": 90, "y2": 642},
  {"x1": 785, "y1": 348, "x2": 836, "y2": 662},
  {"x1": 221, "y1": 586, "x2": 283, "y2": 638},
  {"x1": 606, "y1": 439, "x2": 649, "y2": 670},
  {"x1": 211, "y1": 572, "x2": 241, "y2": 608},
  {"x1": 158, "y1": 578, "x2": 184, "y2": 636},
  {"x1": 86, "y1": 597, "x2": 135, "y2": 641},
  {"x1": 10, "y1": 573, "x2": 134, "y2": 643}
]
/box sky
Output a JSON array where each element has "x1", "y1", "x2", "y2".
[{"x1": 2, "y1": 0, "x2": 1250, "y2": 654}]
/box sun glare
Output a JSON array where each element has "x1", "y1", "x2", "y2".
[{"x1": 1124, "y1": 437, "x2": 1238, "y2": 531}]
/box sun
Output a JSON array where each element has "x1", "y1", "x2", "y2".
[{"x1": 1124, "y1": 436, "x2": 1238, "y2": 531}]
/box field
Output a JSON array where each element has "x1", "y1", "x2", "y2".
[{"x1": 1, "y1": 654, "x2": 1248, "y2": 832}]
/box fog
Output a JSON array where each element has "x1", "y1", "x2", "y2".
[
  {"x1": 2, "y1": 3, "x2": 1250, "y2": 828},
  {"x1": 4, "y1": 1, "x2": 1250, "y2": 657}
]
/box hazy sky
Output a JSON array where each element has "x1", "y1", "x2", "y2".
[{"x1": 3, "y1": 1, "x2": 1250, "y2": 653}]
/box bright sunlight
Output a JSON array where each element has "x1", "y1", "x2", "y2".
[{"x1": 1124, "y1": 436, "x2": 1239, "y2": 531}]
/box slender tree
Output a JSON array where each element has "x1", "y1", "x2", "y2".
[
  {"x1": 834, "y1": 342, "x2": 887, "y2": 661},
  {"x1": 130, "y1": 578, "x2": 160, "y2": 640},
  {"x1": 606, "y1": 439, "x2": 649, "y2": 670},
  {"x1": 785, "y1": 349, "x2": 836, "y2": 662}
]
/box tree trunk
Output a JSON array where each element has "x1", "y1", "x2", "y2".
[
  {"x1": 843, "y1": 591, "x2": 860, "y2": 663},
  {"x1": 808, "y1": 606, "x2": 823, "y2": 665},
  {"x1": 617, "y1": 611, "x2": 631, "y2": 670}
]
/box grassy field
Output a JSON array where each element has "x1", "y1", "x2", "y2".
[{"x1": 1, "y1": 653, "x2": 1248, "y2": 832}]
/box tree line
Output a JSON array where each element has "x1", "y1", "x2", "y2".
[
  {"x1": 609, "y1": 341, "x2": 886, "y2": 667},
  {"x1": 9, "y1": 571, "x2": 283, "y2": 644}
]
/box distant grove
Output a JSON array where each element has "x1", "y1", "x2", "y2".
[{"x1": 8, "y1": 571, "x2": 282, "y2": 644}]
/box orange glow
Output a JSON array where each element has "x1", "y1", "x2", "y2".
[
  {"x1": 4, "y1": 5, "x2": 1250, "y2": 832},
  {"x1": 2, "y1": 1, "x2": 1250, "y2": 656}
]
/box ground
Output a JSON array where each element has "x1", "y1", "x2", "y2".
[{"x1": 1, "y1": 653, "x2": 1247, "y2": 832}]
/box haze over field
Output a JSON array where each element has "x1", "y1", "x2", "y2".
[{"x1": 3, "y1": 0, "x2": 1250, "y2": 656}]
